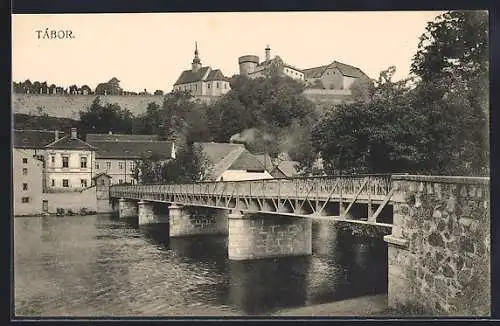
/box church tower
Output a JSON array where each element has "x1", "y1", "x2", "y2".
[{"x1": 191, "y1": 42, "x2": 202, "y2": 72}]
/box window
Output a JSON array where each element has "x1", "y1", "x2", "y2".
[
  {"x1": 23, "y1": 183, "x2": 28, "y2": 191},
  {"x1": 51, "y1": 179, "x2": 55, "y2": 187},
  {"x1": 95, "y1": 162, "x2": 100, "y2": 169},
  {"x1": 106, "y1": 161, "x2": 111, "y2": 169},
  {"x1": 80, "y1": 179, "x2": 87, "y2": 187},
  {"x1": 22, "y1": 158, "x2": 28, "y2": 164},
  {"x1": 21, "y1": 197, "x2": 30, "y2": 203},
  {"x1": 63, "y1": 179, "x2": 69, "y2": 187},
  {"x1": 130, "y1": 161, "x2": 135, "y2": 169},
  {"x1": 207, "y1": 83, "x2": 211, "y2": 89},
  {"x1": 62, "y1": 156, "x2": 69, "y2": 168},
  {"x1": 51, "y1": 155, "x2": 55, "y2": 163},
  {"x1": 118, "y1": 162, "x2": 124, "y2": 169},
  {"x1": 225, "y1": 83, "x2": 227, "y2": 89},
  {"x1": 22, "y1": 168, "x2": 28, "y2": 175},
  {"x1": 80, "y1": 156, "x2": 87, "y2": 168},
  {"x1": 119, "y1": 179, "x2": 123, "y2": 184},
  {"x1": 100, "y1": 179, "x2": 105, "y2": 186},
  {"x1": 216, "y1": 82, "x2": 220, "y2": 88}
]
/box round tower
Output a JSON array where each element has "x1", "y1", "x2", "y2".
[{"x1": 238, "y1": 55, "x2": 259, "y2": 76}]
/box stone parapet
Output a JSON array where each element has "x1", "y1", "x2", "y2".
[{"x1": 385, "y1": 175, "x2": 490, "y2": 316}]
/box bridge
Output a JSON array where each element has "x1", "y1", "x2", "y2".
[
  {"x1": 109, "y1": 174, "x2": 397, "y2": 227},
  {"x1": 105, "y1": 173, "x2": 490, "y2": 315}
]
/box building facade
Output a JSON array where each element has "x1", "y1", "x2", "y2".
[
  {"x1": 303, "y1": 61, "x2": 369, "y2": 90},
  {"x1": 238, "y1": 45, "x2": 305, "y2": 81},
  {"x1": 195, "y1": 142, "x2": 273, "y2": 181},
  {"x1": 44, "y1": 128, "x2": 96, "y2": 192},
  {"x1": 13, "y1": 149, "x2": 44, "y2": 216},
  {"x1": 173, "y1": 43, "x2": 230, "y2": 103},
  {"x1": 86, "y1": 133, "x2": 176, "y2": 185}
]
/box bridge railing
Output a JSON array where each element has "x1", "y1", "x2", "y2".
[{"x1": 109, "y1": 174, "x2": 393, "y2": 201}]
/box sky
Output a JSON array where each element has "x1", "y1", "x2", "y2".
[{"x1": 12, "y1": 11, "x2": 444, "y2": 93}]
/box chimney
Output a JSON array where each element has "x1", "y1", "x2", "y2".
[
  {"x1": 54, "y1": 130, "x2": 59, "y2": 141},
  {"x1": 265, "y1": 45, "x2": 271, "y2": 61},
  {"x1": 70, "y1": 128, "x2": 77, "y2": 139}
]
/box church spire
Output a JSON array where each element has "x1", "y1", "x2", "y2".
[{"x1": 192, "y1": 41, "x2": 201, "y2": 70}]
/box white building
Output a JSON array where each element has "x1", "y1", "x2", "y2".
[
  {"x1": 173, "y1": 42, "x2": 230, "y2": 103},
  {"x1": 44, "y1": 128, "x2": 96, "y2": 192},
  {"x1": 238, "y1": 45, "x2": 305, "y2": 81}
]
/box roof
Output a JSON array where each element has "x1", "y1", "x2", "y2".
[
  {"x1": 303, "y1": 61, "x2": 366, "y2": 79},
  {"x1": 229, "y1": 150, "x2": 266, "y2": 171},
  {"x1": 257, "y1": 57, "x2": 303, "y2": 73},
  {"x1": 275, "y1": 160, "x2": 299, "y2": 177},
  {"x1": 303, "y1": 65, "x2": 329, "y2": 78},
  {"x1": 13, "y1": 129, "x2": 64, "y2": 149},
  {"x1": 92, "y1": 172, "x2": 112, "y2": 179},
  {"x1": 173, "y1": 67, "x2": 211, "y2": 85},
  {"x1": 206, "y1": 69, "x2": 227, "y2": 81},
  {"x1": 86, "y1": 133, "x2": 158, "y2": 142},
  {"x1": 195, "y1": 142, "x2": 245, "y2": 165},
  {"x1": 88, "y1": 140, "x2": 174, "y2": 159},
  {"x1": 45, "y1": 135, "x2": 96, "y2": 150}
]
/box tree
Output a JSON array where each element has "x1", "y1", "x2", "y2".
[
  {"x1": 95, "y1": 77, "x2": 123, "y2": 95},
  {"x1": 154, "y1": 90, "x2": 164, "y2": 96},
  {"x1": 79, "y1": 97, "x2": 134, "y2": 136},
  {"x1": 132, "y1": 143, "x2": 211, "y2": 184}
]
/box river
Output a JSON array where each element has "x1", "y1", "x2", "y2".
[{"x1": 14, "y1": 214, "x2": 389, "y2": 317}]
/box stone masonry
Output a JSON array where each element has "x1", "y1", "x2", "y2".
[
  {"x1": 118, "y1": 198, "x2": 137, "y2": 219},
  {"x1": 384, "y1": 175, "x2": 490, "y2": 316},
  {"x1": 169, "y1": 205, "x2": 229, "y2": 237},
  {"x1": 137, "y1": 201, "x2": 169, "y2": 225},
  {"x1": 228, "y1": 211, "x2": 312, "y2": 260}
]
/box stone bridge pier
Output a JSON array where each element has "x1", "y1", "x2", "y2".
[
  {"x1": 168, "y1": 204, "x2": 229, "y2": 237},
  {"x1": 384, "y1": 175, "x2": 490, "y2": 316},
  {"x1": 118, "y1": 198, "x2": 137, "y2": 219},
  {"x1": 228, "y1": 211, "x2": 312, "y2": 260}
]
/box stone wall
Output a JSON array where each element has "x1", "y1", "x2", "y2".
[
  {"x1": 385, "y1": 175, "x2": 490, "y2": 316},
  {"x1": 169, "y1": 206, "x2": 228, "y2": 237},
  {"x1": 228, "y1": 213, "x2": 312, "y2": 260},
  {"x1": 43, "y1": 187, "x2": 97, "y2": 214}
]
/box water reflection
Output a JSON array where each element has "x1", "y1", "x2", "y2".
[{"x1": 15, "y1": 214, "x2": 388, "y2": 316}]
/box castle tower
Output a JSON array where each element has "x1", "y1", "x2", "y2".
[
  {"x1": 238, "y1": 55, "x2": 259, "y2": 76},
  {"x1": 191, "y1": 41, "x2": 202, "y2": 72},
  {"x1": 265, "y1": 45, "x2": 271, "y2": 62}
]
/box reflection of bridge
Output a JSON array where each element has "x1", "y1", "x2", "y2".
[
  {"x1": 107, "y1": 174, "x2": 490, "y2": 315},
  {"x1": 109, "y1": 174, "x2": 396, "y2": 227}
]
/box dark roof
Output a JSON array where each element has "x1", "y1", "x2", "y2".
[
  {"x1": 92, "y1": 172, "x2": 112, "y2": 180},
  {"x1": 195, "y1": 142, "x2": 245, "y2": 165},
  {"x1": 13, "y1": 129, "x2": 64, "y2": 149},
  {"x1": 173, "y1": 67, "x2": 210, "y2": 85},
  {"x1": 89, "y1": 140, "x2": 174, "y2": 159},
  {"x1": 303, "y1": 61, "x2": 366, "y2": 79},
  {"x1": 206, "y1": 69, "x2": 227, "y2": 81},
  {"x1": 334, "y1": 61, "x2": 366, "y2": 78},
  {"x1": 229, "y1": 150, "x2": 266, "y2": 171},
  {"x1": 45, "y1": 136, "x2": 96, "y2": 150},
  {"x1": 303, "y1": 65, "x2": 329, "y2": 78},
  {"x1": 274, "y1": 160, "x2": 299, "y2": 177},
  {"x1": 86, "y1": 133, "x2": 158, "y2": 142}
]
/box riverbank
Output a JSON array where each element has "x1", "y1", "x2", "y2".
[{"x1": 271, "y1": 294, "x2": 388, "y2": 317}]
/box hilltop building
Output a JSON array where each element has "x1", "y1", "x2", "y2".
[
  {"x1": 86, "y1": 132, "x2": 176, "y2": 185},
  {"x1": 173, "y1": 42, "x2": 230, "y2": 104},
  {"x1": 238, "y1": 45, "x2": 304, "y2": 81},
  {"x1": 302, "y1": 61, "x2": 370, "y2": 90}
]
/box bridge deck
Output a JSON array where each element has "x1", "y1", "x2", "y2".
[{"x1": 110, "y1": 175, "x2": 396, "y2": 225}]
